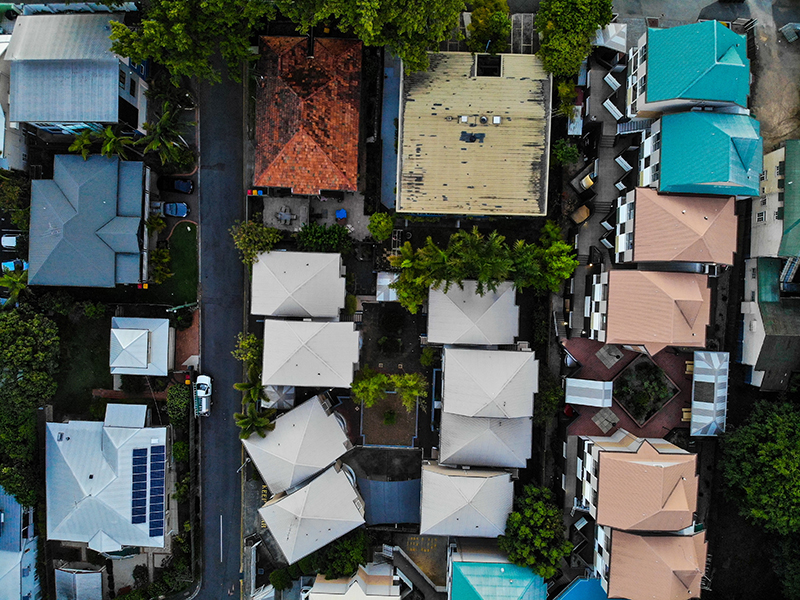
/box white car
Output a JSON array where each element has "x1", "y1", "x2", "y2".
[{"x1": 195, "y1": 375, "x2": 212, "y2": 416}]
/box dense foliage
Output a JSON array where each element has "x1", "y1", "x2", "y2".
[
  {"x1": 234, "y1": 403, "x2": 277, "y2": 440},
  {"x1": 230, "y1": 218, "x2": 283, "y2": 265},
  {"x1": 723, "y1": 401, "x2": 800, "y2": 535},
  {"x1": 0, "y1": 310, "x2": 59, "y2": 506},
  {"x1": 232, "y1": 332, "x2": 264, "y2": 366},
  {"x1": 166, "y1": 384, "x2": 192, "y2": 429},
  {"x1": 390, "y1": 372, "x2": 428, "y2": 412},
  {"x1": 466, "y1": 0, "x2": 512, "y2": 55},
  {"x1": 388, "y1": 223, "x2": 578, "y2": 313},
  {"x1": 296, "y1": 223, "x2": 353, "y2": 254},
  {"x1": 533, "y1": 370, "x2": 564, "y2": 427},
  {"x1": 368, "y1": 212, "x2": 395, "y2": 242},
  {"x1": 499, "y1": 486, "x2": 573, "y2": 578},
  {"x1": 535, "y1": 0, "x2": 613, "y2": 77},
  {"x1": 551, "y1": 139, "x2": 581, "y2": 165},
  {"x1": 0, "y1": 170, "x2": 31, "y2": 231},
  {"x1": 352, "y1": 367, "x2": 428, "y2": 412}
]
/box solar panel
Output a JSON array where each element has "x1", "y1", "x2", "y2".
[
  {"x1": 132, "y1": 515, "x2": 146, "y2": 524},
  {"x1": 132, "y1": 448, "x2": 152, "y2": 524},
  {"x1": 133, "y1": 448, "x2": 147, "y2": 457},
  {"x1": 149, "y1": 444, "x2": 166, "y2": 537}
]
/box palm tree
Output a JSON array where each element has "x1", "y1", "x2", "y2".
[
  {"x1": 138, "y1": 101, "x2": 191, "y2": 166},
  {"x1": 0, "y1": 267, "x2": 28, "y2": 309},
  {"x1": 68, "y1": 130, "x2": 95, "y2": 160},
  {"x1": 233, "y1": 363, "x2": 269, "y2": 404},
  {"x1": 233, "y1": 403, "x2": 277, "y2": 440},
  {"x1": 99, "y1": 126, "x2": 139, "y2": 160}
]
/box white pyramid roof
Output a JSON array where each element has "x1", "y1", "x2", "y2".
[
  {"x1": 251, "y1": 251, "x2": 345, "y2": 318},
  {"x1": 439, "y1": 412, "x2": 532, "y2": 468},
  {"x1": 259, "y1": 466, "x2": 365, "y2": 564},
  {"x1": 109, "y1": 328, "x2": 148, "y2": 368},
  {"x1": 427, "y1": 281, "x2": 519, "y2": 345},
  {"x1": 109, "y1": 317, "x2": 170, "y2": 376},
  {"x1": 443, "y1": 348, "x2": 537, "y2": 418},
  {"x1": 419, "y1": 464, "x2": 513, "y2": 538},
  {"x1": 262, "y1": 321, "x2": 359, "y2": 388},
  {"x1": 242, "y1": 396, "x2": 350, "y2": 494}
]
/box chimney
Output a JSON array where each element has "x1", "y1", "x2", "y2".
[{"x1": 307, "y1": 29, "x2": 315, "y2": 59}]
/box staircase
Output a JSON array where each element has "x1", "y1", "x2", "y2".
[
  {"x1": 617, "y1": 118, "x2": 655, "y2": 135},
  {"x1": 600, "y1": 135, "x2": 616, "y2": 148}
]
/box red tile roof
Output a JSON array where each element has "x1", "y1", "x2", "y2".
[{"x1": 254, "y1": 37, "x2": 362, "y2": 195}]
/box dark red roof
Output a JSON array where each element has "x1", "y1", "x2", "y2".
[{"x1": 254, "y1": 37, "x2": 362, "y2": 195}]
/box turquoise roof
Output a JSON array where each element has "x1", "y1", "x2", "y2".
[
  {"x1": 659, "y1": 112, "x2": 762, "y2": 196},
  {"x1": 554, "y1": 578, "x2": 608, "y2": 600},
  {"x1": 646, "y1": 21, "x2": 749, "y2": 107},
  {"x1": 779, "y1": 140, "x2": 800, "y2": 256},
  {"x1": 757, "y1": 257, "x2": 781, "y2": 303},
  {"x1": 451, "y1": 562, "x2": 547, "y2": 600}
]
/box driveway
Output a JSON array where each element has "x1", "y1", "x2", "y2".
[{"x1": 195, "y1": 58, "x2": 247, "y2": 600}]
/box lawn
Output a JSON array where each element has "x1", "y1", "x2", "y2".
[
  {"x1": 152, "y1": 222, "x2": 199, "y2": 306},
  {"x1": 614, "y1": 356, "x2": 677, "y2": 425}
]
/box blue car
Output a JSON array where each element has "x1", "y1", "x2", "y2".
[
  {"x1": 157, "y1": 177, "x2": 194, "y2": 194},
  {"x1": 164, "y1": 202, "x2": 190, "y2": 218},
  {"x1": 1, "y1": 259, "x2": 27, "y2": 272}
]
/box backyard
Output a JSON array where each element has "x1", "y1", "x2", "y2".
[
  {"x1": 360, "y1": 392, "x2": 418, "y2": 446},
  {"x1": 614, "y1": 357, "x2": 677, "y2": 425}
]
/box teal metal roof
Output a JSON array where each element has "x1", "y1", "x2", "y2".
[
  {"x1": 779, "y1": 140, "x2": 800, "y2": 256},
  {"x1": 646, "y1": 21, "x2": 749, "y2": 107},
  {"x1": 554, "y1": 578, "x2": 608, "y2": 600},
  {"x1": 659, "y1": 112, "x2": 762, "y2": 196},
  {"x1": 451, "y1": 562, "x2": 547, "y2": 600},
  {"x1": 757, "y1": 257, "x2": 782, "y2": 303}
]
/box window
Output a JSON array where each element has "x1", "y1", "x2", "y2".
[
  {"x1": 751, "y1": 268, "x2": 757, "y2": 279},
  {"x1": 119, "y1": 70, "x2": 126, "y2": 88},
  {"x1": 779, "y1": 178, "x2": 785, "y2": 189},
  {"x1": 776, "y1": 209, "x2": 784, "y2": 220},
  {"x1": 476, "y1": 55, "x2": 502, "y2": 77},
  {"x1": 651, "y1": 163, "x2": 660, "y2": 180},
  {"x1": 639, "y1": 43, "x2": 647, "y2": 62},
  {"x1": 760, "y1": 170, "x2": 767, "y2": 181},
  {"x1": 652, "y1": 131, "x2": 661, "y2": 151},
  {"x1": 779, "y1": 161, "x2": 786, "y2": 176},
  {"x1": 761, "y1": 196, "x2": 767, "y2": 206},
  {"x1": 130, "y1": 78, "x2": 137, "y2": 97},
  {"x1": 625, "y1": 235, "x2": 634, "y2": 251},
  {"x1": 751, "y1": 291, "x2": 756, "y2": 301},
  {"x1": 779, "y1": 192, "x2": 786, "y2": 203},
  {"x1": 757, "y1": 211, "x2": 766, "y2": 223},
  {"x1": 639, "y1": 74, "x2": 647, "y2": 94}
]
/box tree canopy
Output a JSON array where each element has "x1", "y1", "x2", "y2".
[
  {"x1": 230, "y1": 218, "x2": 283, "y2": 265},
  {"x1": 535, "y1": 0, "x2": 613, "y2": 77},
  {"x1": 466, "y1": 0, "x2": 512, "y2": 55},
  {"x1": 722, "y1": 401, "x2": 800, "y2": 535},
  {"x1": 498, "y1": 485, "x2": 573, "y2": 579}
]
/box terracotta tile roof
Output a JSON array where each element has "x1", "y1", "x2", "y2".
[
  {"x1": 606, "y1": 270, "x2": 711, "y2": 355},
  {"x1": 254, "y1": 37, "x2": 361, "y2": 195},
  {"x1": 632, "y1": 187, "x2": 737, "y2": 265},
  {"x1": 608, "y1": 531, "x2": 707, "y2": 600},
  {"x1": 596, "y1": 440, "x2": 698, "y2": 531}
]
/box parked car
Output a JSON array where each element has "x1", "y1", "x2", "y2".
[
  {"x1": 195, "y1": 375, "x2": 212, "y2": 416},
  {"x1": 164, "y1": 202, "x2": 190, "y2": 218},
  {"x1": 1, "y1": 259, "x2": 27, "y2": 272},
  {"x1": 157, "y1": 177, "x2": 194, "y2": 194},
  {"x1": 1, "y1": 234, "x2": 20, "y2": 250}
]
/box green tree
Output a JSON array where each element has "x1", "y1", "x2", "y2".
[
  {"x1": 535, "y1": 0, "x2": 613, "y2": 77},
  {"x1": 499, "y1": 485, "x2": 573, "y2": 578},
  {"x1": 138, "y1": 102, "x2": 192, "y2": 166},
  {"x1": 0, "y1": 170, "x2": 30, "y2": 231},
  {"x1": 390, "y1": 373, "x2": 428, "y2": 412},
  {"x1": 534, "y1": 370, "x2": 563, "y2": 427},
  {"x1": 230, "y1": 218, "x2": 283, "y2": 265},
  {"x1": 172, "y1": 440, "x2": 190, "y2": 463},
  {"x1": 110, "y1": 0, "x2": 273, "y2": 84},
  {"x1": 556, "y1": 80, "x2": 578, "y2": 119},
  {"x1": 149, "y1": 248, "x2": 174, "y2": 284},
  {"x1": 388, "y1": 242, "x2": 430, "y2": 314},
  {"x1": 512, "y1": 222, "x2": 577, "y2": 293},
  {"x1": 722, "y1": 401, "x2": 800, "y2": 535},
  {"x1": 146, "y1": 214, "x2": 167, "y2": 235},
  {"x1": 0, "y1": 267, "x2": 28, "y2": 308},
  {"x1": 232, "y1": 332, "x2": 263, "y2": 366},
  {"x1": 269, "y1": 569, "x2": 292, "y2": 591},
  {"x1": 275, "y1": 0, "x2": 465, "y2": 72},
  {"x1": 551, "y1": 138, "x2": 580, "y2": 165},
  {"x1": 447, "y1": 228, "x2": 514, "y2": 294},
  {"x1": 68, "y1": 129, "x2": 95, "y2": 160},
  {"x1": 233, "y1": 363, "x2": 269, "y2": 405},
  {"x1": 352, "y1": 367, "x2": 391, "y2": 408},
  {"x1": 317, "y1": 529, "x2": 371, "y2": 579},
  {"x1": 98, "y1": 126, "x2": 138, "y2": 160},
  {"x1": 467, "y1": 0, "x2": 512, "y2": 55},
  {"x1": 166, "y1": 384, "x2": 192, "y2": 428},
  {"x1": 295, "y1": 223, "x2": 353, "y2": 254},
  {"x1": 368, "y1": 212, "x2": 394, "y2": 242},
  {"x1": 234, "y1": 403, "x2": 277, "y2": 440}
]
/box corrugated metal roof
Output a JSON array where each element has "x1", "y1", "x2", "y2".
[
  {"x1": 355, "y1": 477, "x2": 420, "y2": 526},
  {"x1": 553, "y1": 578, "x2": 607, "y2": 600},
  {"x1": 757, "y1": 257, "x2": 781, "y2": 303},
  {"x1": 398, "y1": 53, "x2": 550, "y2": 216},
  {"x1": 6, "y1": 14, "x2": 119, "y2": 61},
  {"x1": 659, "y1": 112, "x2": 762, "y2": 197},
  {"x1": 261, "y1": 321, "x2": 359, "y2": 388},
  {"x1": 451, "y1": 562, "x2": 546, "y2": 600},
  {"x1": 565, "y1": 378, "x2": 613, "y2": 408},
  {"x1": 439, "y1": 412, "x2": 531, "y2": 468},
  {"x1": 242, "y1": 396, "x2": 349, "y2": 494},
  {"x1": 427, "y1": 281, "x2": 519, "y2": 345},
  {"x1": 103, "y1": 403, "x2": 146, "y2": 428},
  {"x1": 646, "y1": 21, "x2": 749, "y2": 107},
  {"x1": 779, "y1": 140, "x2": 800, "y2": 256},
  {"x1": 608, "y1": 531, "x2": 707, "y2": 600},
  {"x1": 251, "y1": 252, "x2": 345, "y2": 318},
  {"x1": 631, "y1": 187, "x2": 737, "y2": 264},
  {"x1": 55, "y1": 569, "x2": 103, "y2": 600},
  {"x1": 110, "y1": 318, "x2": 169, "y2": 376},
  {"x1": 0, "y1": 486, "x2": 23, "y2": 552},
  {"x1": 419, "y1": 463, "x2": 512, "y2": 538},
  {"x1": 443, "y1": 348, "x2": 537, "y2": 418},
  {"x1": 691, "y1": 351, "x2": 729, "y2": 436}
]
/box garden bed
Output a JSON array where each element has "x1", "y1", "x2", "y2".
[
  {"x1": 613, "y1": 356, "x2": 678, "y2": 426},
  {"x1": 360, "y1": 392, "x2": 418, "y2": 447}
]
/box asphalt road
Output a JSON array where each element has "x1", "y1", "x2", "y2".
[{"x1": 196, "y1": 60, "x2": 246, "y2": 600}]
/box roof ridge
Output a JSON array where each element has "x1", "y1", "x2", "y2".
[{"x1": 489, "y1": 354, "x2": 532, "y2": 417}]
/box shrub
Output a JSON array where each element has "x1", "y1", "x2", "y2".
[
  {"x1": 36, "y1": 291, "x2": 75, "y2": 316},
  {"x1": 172, "y1": 473, "x2": 191, "y2": 503},
  {"x1": 552, "y1": 138, "x2": 580, "y2": 165},
  {"x1": 232, "y1": 332, "x2": 263, "y2": 366},
  {"x1": 533, "y1": 370, "x2": 563, "y2": 427},
  {"x1": 81, "y1": 301, "x2": 107, "y2": 319},
  {"x1": 420, "y1": 347, "x2": 437, "y2": 368},
  {"x1": 120, "y1": 375, "x2": 146, "y2": 394},
  {"x1": 318, "y1": 529, "x2": 371, "y2": 580},
  {"x1": 391, "y1": 373, "x2": 428, "y2": 412},
  {"x1": 296, "y1": 223, "x2": 353, "y2": 254},
  {"x1": 149, "y1": 248, "x2": 174, "y2": 284},
  {"x1": 352, "y1": 366, "x2": 391, "y2": 408},
  {"x1": 133, "y1": 565, "x2": 150, "y2": 589},
  {"x1": 172, "y1": 440, "x2": 189, "y2": 463},
  {"x1": 269, "y1": 569, "x2": 292, "y2": 591},
  {"x1": 368, "y1": 212, "x2": 394, "y2": 241},
  {"x1": 166, "y1": 384, "x2": 192, "y2": 427},
  {"x1": 146, "y1": 214, "x2": 167, "y2": 234},
  {"x1": 230, "y1": 217, "x2": 283, "y2": 265},
  {"x1": 556, "y1": 80, "x2": 578, "y2": 119},
  {"x1": 345, "y1": 294, "x2": 358, "y2": 316},
  {"x1": 287, "y1": 564, "x2": 301, "y2": 579},
  {"x1": 383, "y1": 410, "x2": 397, "y2": 425}
]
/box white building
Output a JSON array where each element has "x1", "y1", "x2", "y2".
[
  {"x1": 427, "y1": 281, "x2": 519, "y2": 345},
  {"x1": 110, "y1": 317, "x2": 173, "y2": 376}
]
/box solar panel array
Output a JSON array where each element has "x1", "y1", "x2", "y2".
[
  {"x1": 149, "y1": 445, "x2": 166, "y2": 537},
  {"x1": 131, "y1": 448, "x2": 148, "y2": 524}
]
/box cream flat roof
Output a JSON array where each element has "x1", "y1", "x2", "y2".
[{"x1": 397, "y1": 52, "x2": 551, "y2": 216}]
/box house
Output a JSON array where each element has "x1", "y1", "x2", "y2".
[
  {"x1": 0, "y1": 35, "x2": 26, "y2": 171},
  {"x1": 307, "y1": 562, "x2": 403, "y2": 599},
  {"x1": 0, "y1": 485, "x2": 39, "y2": 600},
  {"x1": 565, "y1": 379, "x2": 613, "y2": 408},
  {"x1": 397, "y1": 52, "x2": 551, "y2": 216},
  {"x1": 638, "y1": 112, "x2": 762, "y2": 197},
  {"x1": 448, "y1": 539, "x2": 547, "y2": 600},
  {"x1": 612, "y1": 187, "x2": 736, "y2": 265},
  {"x1": 587, "y1": 269, "x2": 711, "y2": 355},
  {"x1": 626, "y1": 21, "x2": 750, "y2": 118},
  {"x1": 254, "y1": 37, "x2": 361, "y2": 195},
  {"x1": 28, "y1": 155, "x2": 147, "y2": 287},
  {"x1": 427, "y1": 281, "x2": 519, "y2": 345},
  {"x1": 7, "y1": 13, "x2": 147, "y2": 135},
  {"x1": 251, "y1": 251, "x2": 346, "y2": 318},
  {"x1": 740, "y1": 257, "x2": 800, "y2": 390},
  {"x1": 751, "y1": 139, "x2": 800, "y2": 258},
  {"x1": 261, "y1": 320, "x2": 360, "y2": 388},
  {"x1": 419, "y1": 463, "x2": 513, "y2": 538},
  {"x1": 690, "y1": 351, "x2": 729, "y2": 436},
  {"x1": 552, "y1": 577, "x2": 607, "y2": 600},
  {"x1": 259, "y1": 464, "x2": 366, "y2": 564},
  {"x1": 242, "y1": 395, "x2": 352, "y2": 494},
  {"x1": 55, "y1": 568, "x2": 103, "y2": 600},
  {"x1": 110, "y1": 317, "x2": 173, "y2": 376},
  {"x1": 439, "y1": 412, "x2": 532, "y2": 468},
  {"x1": 46, "y1": 404, "x2": 168, "y2": 551}
]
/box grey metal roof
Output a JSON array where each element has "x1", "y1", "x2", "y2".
[
  {"x1": 6, "y1": 14, "x2": 119, "y2": 61},
  {"x1": 109, "y1": 318, "x2": 170, "y2": 376},
  {"x1": 118, "y1": 162, "x2": 144, "y2": 216},
  {"x1": 55, "y1": 569, "x2": 103, "y2": 600},
  {"x1": 439, "y1": 412, "x2": 531, "y2": 468},
  {"x1": 355, "y1": 477, "x2": 420, "y2": 526},
  {"x1": 691, "y1": 351, "x2": 729, "y2": 436},
  {"x1": 28, "y1": 155, "x2": 143, "y2": 287},
  {"x1": 565, "y1": 378, "x2": 613, "y2": 408},
  {"x1": 0, "y1": 486, "x2": 24, "y2": 552},
  {"x1": 427, "y1": 281, "x2": 519, "y2": 345}
]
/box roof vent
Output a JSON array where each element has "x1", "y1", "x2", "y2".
[
  {"x1": 480, "y1": 116, "x2": 488, "y2": 124},
  {"x1": 493, "y1": 116, "x2": 502, "y2": 125}
]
